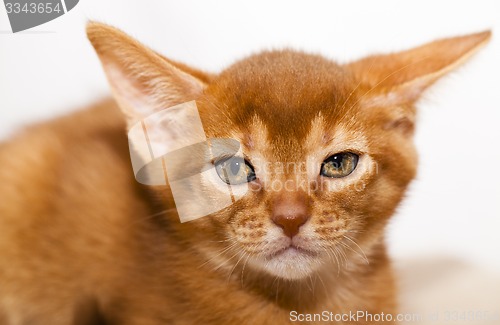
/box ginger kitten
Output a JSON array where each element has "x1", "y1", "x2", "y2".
[{"x1": 0, "y1": 23, "x2": 490, "y2": 324}]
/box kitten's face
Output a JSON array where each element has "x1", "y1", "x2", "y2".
[
  {"x1": 87, "y1": 23, "x2": 489, "y2": 281},
  {"x1": 189, "y1": 51, "x2": 417, "y2": 279}
]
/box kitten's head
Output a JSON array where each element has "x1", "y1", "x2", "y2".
[{"x1": 88, "y1": 23, "x2": 490, "y2": 280}]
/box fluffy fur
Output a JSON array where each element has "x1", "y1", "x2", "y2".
[{"x1": 0, "y1": 23, "x2": 490, "y2": 324}]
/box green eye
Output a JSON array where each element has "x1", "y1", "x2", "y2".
[
  {"x1": 320, "y1": 152, "x2": 359, "y2": 178},
  {"x1": 215, "y1": 157, "x2": 256, "y2": 185}
]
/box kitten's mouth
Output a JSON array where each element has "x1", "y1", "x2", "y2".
[
  {"x1": 266, "y1": 245, "x2": 317, "y2": 260},
  {"x1": 252, "y1": 243, "x2": 323, "y2": 280}
]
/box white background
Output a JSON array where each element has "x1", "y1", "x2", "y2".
[{"x1": 1, "y1": 1, "x2": 499, "y2": 271}]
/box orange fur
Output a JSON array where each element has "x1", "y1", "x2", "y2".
[{"x1": 0, "y1": 23, "x2": 490, "y2": 324}]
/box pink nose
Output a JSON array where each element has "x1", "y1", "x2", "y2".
[{"x1": 271, "y1": 193, "x2": 310, "y2": 238}]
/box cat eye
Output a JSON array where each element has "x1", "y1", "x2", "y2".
[
  {"x1": 320, "y1": 152, "x2": 359, "y2": 178},
  {"x1": 214, "y1": 157, "x2": 256, "y2": 185}
]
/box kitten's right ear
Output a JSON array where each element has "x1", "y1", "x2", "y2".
[
  {"x1": 86, "y1": 22, "x2": 208, "y2": 127},
  {"x1": 346, "y1": 31, "x2": 491, "y2": 106},
  {"x1": 345, "y1": 31, "x2": 491, "y2": 135}
]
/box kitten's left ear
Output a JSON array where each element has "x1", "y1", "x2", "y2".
[
  {"x1": 346, "y1": 31, "x2": 492, "y2": 107},
  {"x1": 86, "y1": 21, "x2": 210, "y2": 127}
]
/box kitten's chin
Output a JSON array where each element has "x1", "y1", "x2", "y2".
[{"x1": 252, "y1": 247, "x2": 323, "y2": 280}]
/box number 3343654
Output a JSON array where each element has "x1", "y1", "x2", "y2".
[{"x1": 5, "y1": 2, "x2": 62, "y2": 14}]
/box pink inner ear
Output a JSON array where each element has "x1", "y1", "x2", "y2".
[
  {"x1": 243, "y1": 134, "x2": 254, "y2": 150},
  {"x1": 385, "y1": 116, "x2": 414, "y2": 135},
  {"x1": 360, "y1": 76, "x2": 431, "y2": 109},
  {"x1": 105, "y1": 61, "x2": 158, "y2": 122}
]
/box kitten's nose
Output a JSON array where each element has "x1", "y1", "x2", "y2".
[{"x1": 271, "y1": 193, "x2": 310, "y2": 238}]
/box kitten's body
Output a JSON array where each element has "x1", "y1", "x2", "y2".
[
  {"x1": 0, "y1": 24, "x2": 490, "y2": 324},
  {"x1": 0, "y1": 100, "x2": 394, "y2": 324}
]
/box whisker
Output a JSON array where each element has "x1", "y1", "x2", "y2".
[
  {"x1": 306, "y1": 274, "x2": 313, "y2": 293},
  {"x1": 342, "y1": 235, "x2": 369, "y2": 265},
  {"x1": 211, "y1": 248, "x2": 241, "y2": 273},
  {"x1": 146, "y1": 208, "x2": 178, "y2": 218},
  {"x1": 339, "y1": 244, "x2": 349, "y2": 266},
  {"x1": 275, "y1": 276, "x2": 281, "y2": 305},
  {"x1": 198, "y1": 241, "x2": 238, "y2": 269},
  {"x1": 337, "y1": 240, "x2": 362, "y2": 264},
  {"x1": 333, "y1": 245, "x2": 347, "y2": 268},
  {"x1": 316, "y1": 273, "x2": 332, "y2": 306},
  {"x1": 124, "y1": 208, "x2": 179, "y2": 228},
  {"x1": 332, "y1": 248, "x2": 343, "y2": 277},
  {"x1": 208, "y1": 238, "x2": 235, "y2": 243},
  {"x1": 316, "y1": 239, "x2": 342, "y2": 276},
  {"x1": 323, "y1": 244, "x2": 341, "y2": 276},
  {"x1": 227, "y1": 251, "x2": 246, "y2": 284},
  {"x1": 240, "y1": 252, "x2": 252, "y2": 287}
]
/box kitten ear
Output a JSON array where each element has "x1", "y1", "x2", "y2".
[
  {"x1": 346, "y1": 31, "x2": 492, "y2": 106},
  {"x1": 86, "y1": 22, "x2": 209, "y2": 127}
]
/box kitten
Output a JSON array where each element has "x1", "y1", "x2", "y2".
[{"x1": 0, "y1": 22, "x2": 490, "y2": 324}]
